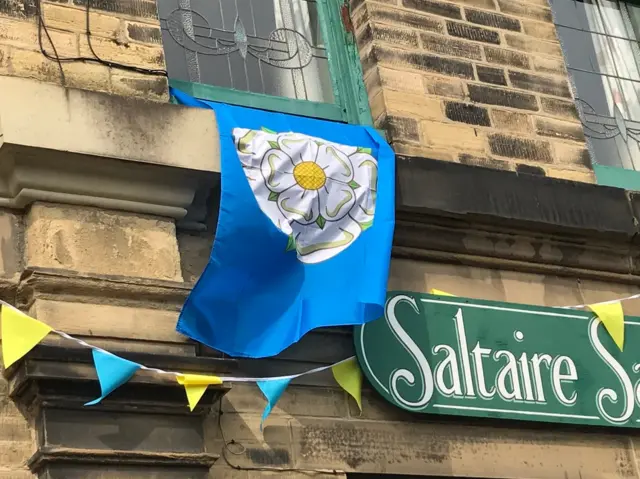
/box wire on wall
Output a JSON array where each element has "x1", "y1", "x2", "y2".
[{"x1": 35, "y1": 0, "x2": 168, "y2": 84}]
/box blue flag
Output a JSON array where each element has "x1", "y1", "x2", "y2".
[
  {"x1": 257, "y1": 378, "x2": 291, "y2": 430},
  {"x1": 172, "y1": 88, "x2": 395, "y2": 358},
  {"x1": 85, "y1": 349, "x2": 140, "y2": 406}
]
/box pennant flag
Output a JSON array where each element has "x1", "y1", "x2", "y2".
[
  {"x1": 85, "y1": 349, "x2": 140, "y2": 406},
  {"x1": 176, "y1": 373, "x2": 223, "y2": 411},
  {"x1": 1, "y1": 306, "x2": 52, "y2": 368},
  {"x1": 429, "y1": 289, "x2": 455, "y2": 296},
  {"x1": 257, "y1": 378, "x2": 291, "y2": 430},
  {"x1": 588, "y1": 301, "x2": 625, "y2": 351},
  {"x1": 172, "y1": 88, "x2": 395, "y2": 358},
  {"x1": 332, "y1": 358, "x2": 363, "y2": 411}
]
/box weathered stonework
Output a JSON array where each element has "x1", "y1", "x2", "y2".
[
  {"x1": 0, "y1": 0, "x2": 168, "y2": 99},
  {"x1": 355, "y1": 0, "x2": 595, "y2": 182}
]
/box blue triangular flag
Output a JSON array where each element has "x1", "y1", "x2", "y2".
[
  {"x1": 85, "y1": 349, "x2": 140, "y2": 406},
  {"x1": 172, "y1": 87, "x2": 395, "y2": 358},
  {"x1": 257, "y1": 378, "x2": 291, "y2": 430}
]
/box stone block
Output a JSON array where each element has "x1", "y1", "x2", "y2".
[
  {"x1": 420, "y1": 32, "x2": 482, "y2": 60},
  {"x1": 422, "y1": 120, "x2": 486, "y2": 151},
  {"x1": 532, "y1": 55, "x2": 566, "y2": 75},
  {"x1": 30, "y1": 299, "x2": 187, "y2": 345},
  {"x1": 476, "y1": 64, "x2": 507, "y2": 85},
  {"x1": 506, "y1": 32, "x2": 563, "y2": 56},
  {"x1": 0, "y1": 210, "x2": 22, "y2": 279},
  {"x1": 392, "y1": 142, "x2": 456, "y2": 161},
  {"x1": 0, "y1": 0, "x2": 37, "y2": 18},
  {"x1": 497, "y1": 0, "x2": 552, "y2": 22},
  {"x1": 465, "y1": 8, "x2": 521, "y2": 31},
  {"x1": 361, "y1": 22, "x2": 420, "y2": 48},
  {"x1": 402, "y1": 0, "x2": 462, "y2": 19},
  {"x1": 0, "y1": 469, "x2": 33, "y2": 479},
  {"x1": 41, "y1": 3, "x2": 121, "y2": 37},
  {"x1": 551, "y1": 142, "x2": 592, "y2": 168},
  {"x1": 377, "y1": 114, "x2": 420, "y2": 142},
  {"x1": 468, "y1": 83, "x2": 538, "y2": 110},
  {"x1": 489, "y1": 133, "x2": 552, "y2": 162},
  {"x1": 125, "y1": 21, "x2": 161, "y2": 44},
  {"x1": 384, "y1": 90, "x2": 445, "y2": 119},
  {"x1": 371, "y1": 44, "x2": 475, "y2": 78},
  {"x1": 459, "y1": 153, "x2": 512, "y2": 170},
  {"x1": 361, "y1": 3, "x2": 444, "y2": 33},
  {"x1": 78, "y1": 35, "x2": 164, "y2": 70},
  {"x1": 544, "y1": 166, "x2": 595, "y2": 183},
  {"x1": 484, "y1": 45, "x2": 530, "y2": 69},
  {"x1": 444, "y1": 101, "x2": 491, "y2": 126},
  {"x1": 521, "y1": 18, "x2": 558, "y2": 41},
  {"x1": 535, "y1": 117, "x2": 585, "y2": 142},
  {"x1": 540, "y1": 97, "x2": 579, "y2": 121},
  {"x1": 446, "y1": 20, "x2": 500, "y2": 44},
  {"x1": 110, "y1": 72, "x2": 168, "y2": 100},
  {"x1": 423, "y1": 74, "x2": 465, "y2": 98},
  {"x1": 509, "y1": 70, "x2": 571, "y2": 97},
  {"x1": 516, "y1": 163, "x2": 546, "y2": 176},
  {"x1": 450, "y1": 0, "x2": 496, "y2": 9},
  {"x1": 377, "y1": 66, "x2": 424, "y2": 94},
  {"x1": 0, "y1": 17, "x2": 77, "y2": 55},
  {"x1": 491, "y1": 109, "x2": 532, "y2": 133},
  {"x1": 368, "y1": 89, "x2": 386, "y2": 122},
  {"x1": 25, "y1": 203, "x2": 182, "y2": 280}
]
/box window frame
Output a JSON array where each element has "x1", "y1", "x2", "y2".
[
  {"x1": 167, "y1": 0, "x2": 373, "y2": 126},
  {"x1": 550, "y1": 0, "x2": 640, "y2": 190}
]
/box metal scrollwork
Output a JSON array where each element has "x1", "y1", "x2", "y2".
[{"x1": 164, "y1": 8, "x2": 314, "y2": 69}]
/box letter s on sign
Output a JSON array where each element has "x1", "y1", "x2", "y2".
[{"x1": 385, "y1": 294, "x2": 434, "y2": 410}]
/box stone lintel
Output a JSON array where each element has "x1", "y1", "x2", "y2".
[{"x1": 0, "y1": 76, "x2": 221, "y2": 229}]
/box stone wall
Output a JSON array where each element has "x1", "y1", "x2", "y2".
[
  {"x1": 353, "y1": 0, "x2": 595, "y2": 183},
  {"x1": 0, "y1": 0, "x2": 167, "y2": 99}
]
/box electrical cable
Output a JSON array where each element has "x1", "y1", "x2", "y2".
[{"x1": 35, "y1": 0, "x2": 167, "y2": 79}]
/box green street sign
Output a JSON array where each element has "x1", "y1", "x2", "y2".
[{"x1": 354, "y1": 291, "x2": 640, "y2": 428}]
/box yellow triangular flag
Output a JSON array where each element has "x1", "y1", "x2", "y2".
[
  {"x1": 332, "y1": 358, "x2": 362, "y2": 411},
  {"x1": 588, "y1": 302, "x2": 625, "y2": 351},
  {"x1": 1, "y1": 306, "x2": 52, "y2": 368},
  {"x1": 176, "y1": 373, "x2": 223, "y2": 411},
  {"x1": 429, "y1": 289, "x2": 455, "y2": 296}
]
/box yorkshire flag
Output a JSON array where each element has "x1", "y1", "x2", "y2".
[{"x1": 172, "y1": 88, "x2": 395, "y2": 358}]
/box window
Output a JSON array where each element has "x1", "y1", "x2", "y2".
[
  {"x1": 551, "y1": 0, "x2": 640, "y2": 187},
  {"x1": 159, "y1": 0, "x2": 371, "y2": 125}
]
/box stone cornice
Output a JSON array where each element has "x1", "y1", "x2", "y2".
[{"x1": 0, "y1": 77, "x2": 221, "y2": 230}]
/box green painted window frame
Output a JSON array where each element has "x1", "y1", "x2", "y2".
[
  {"x1": 169, "y1": 0, "x2": 372, "y2": 126},
  {"x1": 593, "y1": 163, "x2": 640, "y2": 191}
]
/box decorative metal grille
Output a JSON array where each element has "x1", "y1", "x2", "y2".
[
  {"x1": 550, "y1": 0, "x2": 640, "y2": 171},
  {"x1": 159, "y1": 0, "x2": 335, "y2": 103}
]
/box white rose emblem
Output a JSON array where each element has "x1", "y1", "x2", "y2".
[{"x1": 233, "y1": 128, "x2": 378, "y2": 264}]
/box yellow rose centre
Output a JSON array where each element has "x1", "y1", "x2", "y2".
[{"x1": 293, "y1": 161, "x2": 326, "y2": 190}]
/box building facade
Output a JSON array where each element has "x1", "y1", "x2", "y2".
[{"x1": 1, "y1": 0, "x2": 640, "y2": 477}]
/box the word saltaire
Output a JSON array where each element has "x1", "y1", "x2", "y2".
[{"x1": 357, "y1": 293, "x2": 640, "y2": 428}]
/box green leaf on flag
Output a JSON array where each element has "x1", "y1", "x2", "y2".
[
  {"x1": 285, "y1": 235, "x2": 296, "y2": 252},
  {"x1": 261, "y1": 127, "x2": 277, "y2": 134},
  {"x1": 357, "y1": 147, "x2": 372, "y2": 155},
  {"x1": 268, "y1": 140, "x2": 279, "y2": 149},
  {"x1": 360, "y1": 219, "x2": 373, "y2": 231},
  {"x1": 268, "y1": 191, "x2": 279, "y2": 201},
  {"x1": 316, "y1": 215, "x2": 326, "y2": 229},
  {"x1": 348, "y1": 179, "x2": 360, "y2": 189}
]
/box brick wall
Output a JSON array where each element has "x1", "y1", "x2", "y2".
[
  {"x1": 0, "y1": 0, "x2": 168, "y2": 99},
  {"x1": 353, "y1": 0, "x2": 596, "y2": 183}
]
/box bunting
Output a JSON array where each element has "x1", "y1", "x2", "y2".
[
  {"x1": 1, "y1": 305, "x2": 52, "y2": 368},
  {"x1": 588, "y1": 301, "x2": 625, "y2": 351},
  {"x1": 86, "y1": 349, "x2": 141, "y2": 405},
  {"x1": 257, "y1": 378, "x2": 291, "y2": 430},
  {"x1": 176, "y1": 373, "x2": 223, "y2": 411},
  {"x1": 332, "y1": 357, "x2": 363, "y2": 411}
]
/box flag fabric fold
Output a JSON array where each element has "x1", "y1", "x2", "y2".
[
  {"x1": 176, "y1": 373, "x2": 223, "y2": 411},
  {"x1": 588, "y1": 301, "x2": 625, "y2": 351},
  {"x1": 85, "y1": 349, "x2": 141, "y2": 405},
  {"x1": 1, "y1": 305, "x2": 52, "y2": 368},
  {"x1": 172, "y1": 88, "x2": 395, "y2": 358},
  {"x1": 332, "y1": 357, "x2": 363, "y2": 411},
  {"x1": 257, "y1": 378, "x2": 291, "y2": 430}
]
